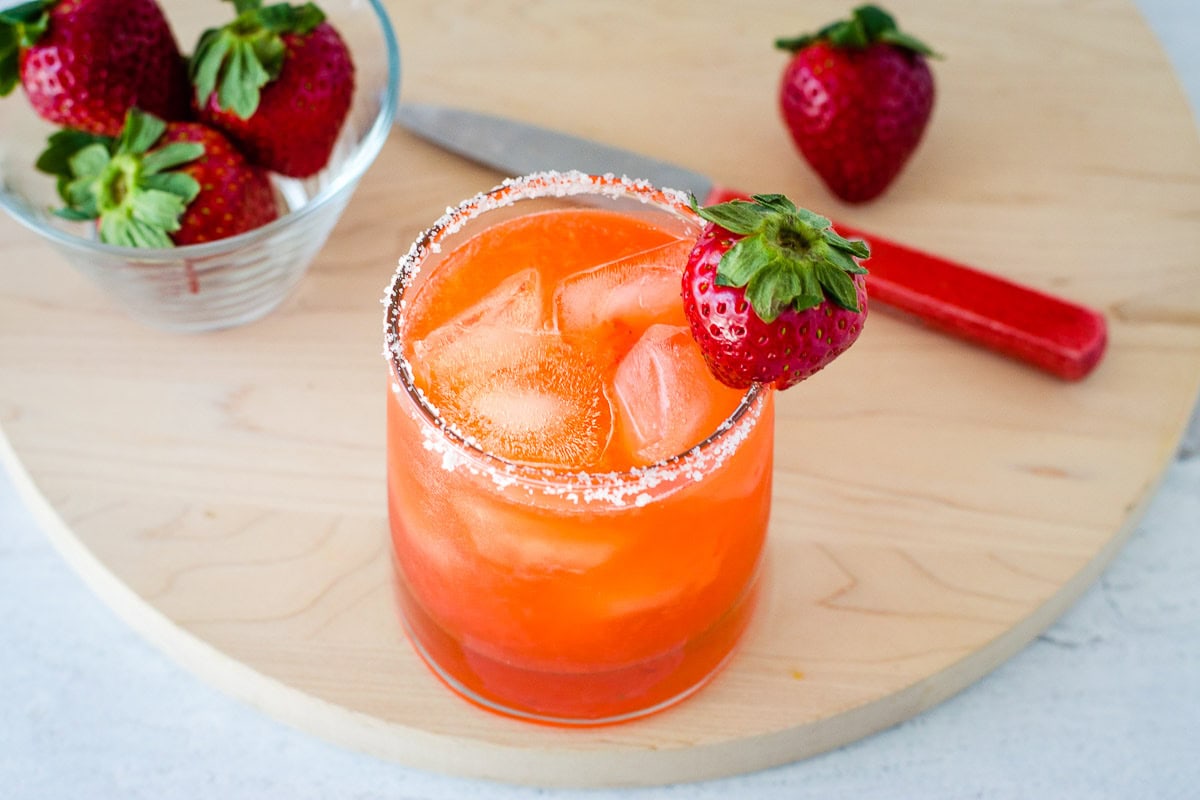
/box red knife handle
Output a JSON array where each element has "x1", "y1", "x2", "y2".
[{"x1": 702, "y1": 185, "x2": 1107, "y2": 381}]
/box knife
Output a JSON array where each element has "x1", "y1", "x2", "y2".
[{"x1": 395, "y1": 103, "x2": 1107, "y2": 381}]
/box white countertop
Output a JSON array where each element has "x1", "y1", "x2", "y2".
[{"x1": 4, "y1": 2, "x2": 1199, "y2": 797}]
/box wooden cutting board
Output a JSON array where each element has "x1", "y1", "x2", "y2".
[{"x1": 2, "y1": 0, "x2": 1199, "y2": 788}]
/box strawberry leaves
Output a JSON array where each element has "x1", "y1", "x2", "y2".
[
  {"x1": 34, "y1": 129, "x2": 111, "y2": 182},
  {"x1": 775, "y1": 4, "x2": 937, "y2": 58},
  {"x1": 190, "y1": 0, "x2": 325, "y2": 119},
  {"x1": 37, "y1": 109, "x2": 204, "y2": 248},
  {"x1": 691, "y1": 194, "x2": 869, "y2": 323},
  {"x1": 0, "y1": 0, "x2": 53, "y2": 95}
]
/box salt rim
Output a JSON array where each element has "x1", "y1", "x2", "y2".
[{"x1": 381, "y1": 170, "x2": 769, "y2": 507}]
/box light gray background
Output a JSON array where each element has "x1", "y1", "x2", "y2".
[{"x1": 3, "y1": 2, "x2": 1198, "y2": 797}]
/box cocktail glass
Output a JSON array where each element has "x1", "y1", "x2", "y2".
[{"x1": 383, "y1": 171, "x2": 775, "y2": 724}]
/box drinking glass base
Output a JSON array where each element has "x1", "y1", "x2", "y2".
[{"x1": 393, "y1": 575, "x2": 759, "y2": 727}]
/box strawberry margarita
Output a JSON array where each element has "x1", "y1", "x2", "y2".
[{"x1": 383, "y1": 172, "x2": 775, "y2": 724}]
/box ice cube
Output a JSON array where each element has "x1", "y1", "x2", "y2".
[
  {"x1": 435, "y1": 331, "x2": 613, "y2": 469},
  {"x1": 410, "y1": 268, "x2": 544, "y2": 388},
  {"x1": 413, "y1": 323, "x2": 538, "y2": 392},
  {"x1": 445, "y1": 267, "x2": 544, "y2": 330},
  {"x1": 552, "y1": 239, "x2": 693, "y2": 335},
  {"x1": 610, "y1": 324, "x2": 744, "y2": 466},
  {"x1": 460, "y1": 497, "x2": 619, "y2": 575}
]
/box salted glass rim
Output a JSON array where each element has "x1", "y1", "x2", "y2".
[{"x1": 382, "y1": 170, "x2": 767, "y2": 502}]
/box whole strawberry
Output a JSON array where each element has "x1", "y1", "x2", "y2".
[
  {"x1": 0, "y1": 0, "x2": 191, "y2": 136},
  {"x1": 37, "y1": 109, "x2": 279, "y2": 247},
  {"x1": 189, "y1": 0, "x2": 355, "y2": 178},
  {"x1": 776, "y1": 5, "x2": 936, "y2": 204},
  {"x1": 682, "y1": 194, "x2": 869, "y2": 390}
]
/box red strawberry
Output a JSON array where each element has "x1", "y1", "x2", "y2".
[
  {"x1": 776, "y1": 4, "x2": 936, "y2": 203},
  {"x1": 189, "y1": 0, "x2": 355, "y2": 178},
  {"x1": 37, "y1": 109, "x2": 279, "y2": 247},
  {"x1": 156, "y1": 123, "x2": 281, "y2": 245},
  {"x1": 0, "y1": 0, "x2": 191, "y2": 136},
  {"x1": 682, "y1": 194, "x2": 869, "y2": 390}
]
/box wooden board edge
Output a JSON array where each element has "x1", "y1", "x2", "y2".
[{"x1": 0, "y1": 424, "x2": 1174, "y2": 788}]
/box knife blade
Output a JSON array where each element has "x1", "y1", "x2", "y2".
[{"x1": 395, "y1": 103, "x2": 1107, "y2": 381}]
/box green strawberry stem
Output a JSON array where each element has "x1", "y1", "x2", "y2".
[
  {"x1": 775, "y1": 4, "x2": 938, "y2": 58},
  {"x1": 37, "y1": 109, "x2": 204, "y2": 248},
  {"x1": 0, "y1": 0, "x2": 54, "y2": 96},
  {"x1": 692, "y1": 194, "x2": 870, "y2": 322},
  {"x1": 190, "y1": 0, "x2": 326, "y2": 119}
]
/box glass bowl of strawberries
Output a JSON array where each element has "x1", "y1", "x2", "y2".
[{"x1": 0, "y1": 0, "x2": 399, "y2": 332}]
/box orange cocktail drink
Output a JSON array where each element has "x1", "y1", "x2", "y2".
[{"x1": 383, "y1": 172, "x2": 774, "y2": 724}]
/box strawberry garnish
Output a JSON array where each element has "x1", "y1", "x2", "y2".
[
  {"x1": 776, "y1": 4, "x2": 937, "y2": 204},
  {"x1": 682, "y1": 194, "x2": 869, "y2": 390},
  {"x1": 37, "y1": 108, "x2": 278, "y2": 247},
  {"x1": 0, "y1": 0, "x2": 191, "y2": 136},
  {"x1": 189, "y1": 0, "x2": 355, "y2": 177}
]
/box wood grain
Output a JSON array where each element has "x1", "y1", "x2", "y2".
[{"x1": 2, "y1": 0, "x2": 1200, "y2": 788}]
